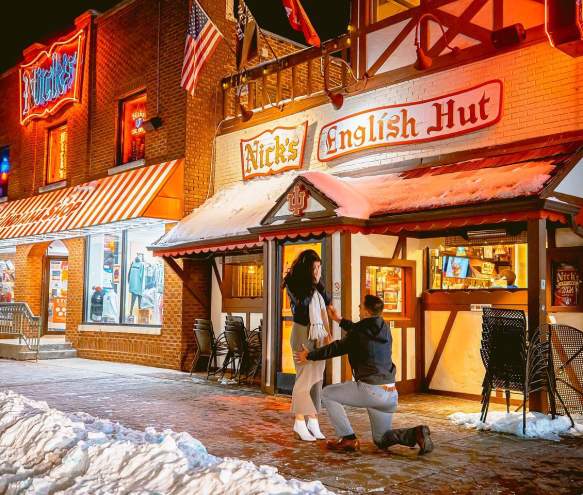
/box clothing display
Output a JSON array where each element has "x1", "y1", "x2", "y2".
[
  {"x1": 90, "y1": 288, "x2": 104, "y2": 321},
  {"x1": 102, "y1": 289, "x2": 119, "y2": 322},
  {"x1": 128, "y1": 258, "x2": 145, "y2": 296}
]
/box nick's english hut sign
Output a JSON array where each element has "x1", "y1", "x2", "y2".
[{"x1": 239, "y1": 81, "x2": 503, "y2": 177}]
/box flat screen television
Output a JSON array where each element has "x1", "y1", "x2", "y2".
[{"x1": 443, "y1": 256, "x2": 470, "y2": 279}]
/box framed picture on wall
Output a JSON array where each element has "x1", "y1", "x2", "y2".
[{"x1": 547, "y1": 247, "x2": 583, "y2": 312}]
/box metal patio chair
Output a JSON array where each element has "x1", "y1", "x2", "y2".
[
  {"x1": 547, "y1": 324, "x2": 583, "y2": 426},
  {"x1": 480, "y1": 308, "x2": 555, "y2": 434},
  {"x1": 190, "y1": 318, "x2": 228, "y2": 379},
  {"x1": 220, "y1": 319, "x2": 248, "y2": 383}
]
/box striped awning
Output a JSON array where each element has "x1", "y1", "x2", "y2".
[{"x1": 0, "y1": 159, "x2": 183, "y2": 247}]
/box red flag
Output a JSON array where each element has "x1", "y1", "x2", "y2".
[{"x1": 282, "y1": 0, "x2": 320, "y2": 47}]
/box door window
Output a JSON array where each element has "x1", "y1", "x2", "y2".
[{"x1": 47, "y1": 259, "x2": 68, "y2": 331}]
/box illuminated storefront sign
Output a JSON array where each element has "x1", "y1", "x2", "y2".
[
  {"x1": 318, "y1": 80, "x2": 503, "y2": 162},
  {"x1": 19, "y1": 30, "x2": 85, "y2": 125},
  {"x1": 240, "y1": 121, "x2": 308, "y2": 180}
]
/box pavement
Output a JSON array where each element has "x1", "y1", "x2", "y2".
[{"x1": 0, "y1": 357, "x2": 581, "y2": 494}]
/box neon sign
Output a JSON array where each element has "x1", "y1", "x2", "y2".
[{"x1": 19, "y1": 30, "x2": 85, "y2": 125}]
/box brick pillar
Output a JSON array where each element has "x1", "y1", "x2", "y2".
[
  {"x1": 63, "y1": 237, "x2": 85, "y2": 343},
  {"x1": 161, "y1": 257, "x2": 211, "y2": 371},
  {"x1": 14, "y1": 242, "x2": 50, "y2": 316}
]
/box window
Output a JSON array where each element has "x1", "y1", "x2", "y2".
[
  {"x1": 361, "y1": 257, "x2": 415, "y2": 322},
  {"x1": 372, "y1": 0, "x2": 420, "y2": 23},
  {"x1": 0, "y1": 258, "x2": 15, "y2": 302},
  {"x1": 85, "y1": 225, "x2": 165, "y2": 326},
  {"x1": 119, "y1": 92, "x2": 147, "y2": 165},
  {"x1": 0, "y1": 147, "x2": 9, "y2": 198},
  {"x1": 47, "y1": 124, "x2": 68, "y2": 184},
  {"x1": 123, "y1": 226, "x2": 165, "y2": 325},
  {"x1": 429, "y1": 243, "x2": 528, "y2": 290},
  {"x1": 86, "y1": 233, "x2": 122, "y2": 323},
  {"x1": 222, "y1": 253, "x2": 264, "y2": 313}
]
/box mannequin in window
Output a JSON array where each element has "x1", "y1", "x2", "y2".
[
  {"x1": 128, "y1": 254, "x2": 145, "y2": 320},
  {"x1": 90, "y1": 286, "x2": 104, "y2": 321}
]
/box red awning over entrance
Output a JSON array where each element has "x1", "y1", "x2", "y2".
[{"x1": 0, "y1": 160, "x2": 183, "y2": 247}]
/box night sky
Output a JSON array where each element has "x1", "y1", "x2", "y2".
[{"x1": 0, "y1": 0, "x2": 351, "y2": 73}]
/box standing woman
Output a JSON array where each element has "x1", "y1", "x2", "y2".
[{"x1": 283, "y1": 249, "x2": 334, "y2": 441}]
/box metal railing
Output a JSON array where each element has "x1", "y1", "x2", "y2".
[{"x1": 0, "y1": 302, "x2": 41, "y2": 359}]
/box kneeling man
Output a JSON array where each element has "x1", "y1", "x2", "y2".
[{"x1": 295, "y1": 294, "x2": 433, "y2": 454}]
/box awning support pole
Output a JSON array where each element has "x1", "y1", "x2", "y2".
[
  {"x1": 163, "y1": 256, "x2": 209, "y2": 308},
  {"x1": 527, "y1": 218, "x2": 547, "y2": 413},
  {"x1": 210, "y1": 257, "x2": 224, "y2": 297}
]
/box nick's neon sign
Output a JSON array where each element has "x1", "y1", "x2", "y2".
[{"x1": 19, "y1": 30, "x2": 85, "y2": 125}]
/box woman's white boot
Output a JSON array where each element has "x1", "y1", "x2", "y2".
[
  {"x1": 293, "y1": 419, "x2": 316, "y2": 441},
  {"x1": 307, "y1": 418, "x2": 326, "y2": 440}
]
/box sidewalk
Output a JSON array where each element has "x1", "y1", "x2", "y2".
[{"x1": 1, "y1": 358, "x2": 581, "y2": 494}]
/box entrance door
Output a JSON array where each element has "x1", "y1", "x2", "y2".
[
  {"x1": 277, "y1": 239, "x2": 325, "y2": 393},
  {"x1": 43, "y1": 257, "x2": 68, "y2": 334}
]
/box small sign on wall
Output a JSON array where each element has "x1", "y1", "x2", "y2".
[
  {"x1": 318, "y1": 80, "x2": 503, "y2": 162},
  {"x1": 240, "y1": 121, "x2": 308, "y2": 180}
]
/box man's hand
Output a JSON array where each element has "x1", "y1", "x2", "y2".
[
  {"x1": 328, "y1": 305, "x2": 342, "y2": 323},
  {"x1": 294, "y1": 344, "x2": 310, "y2": 364}
]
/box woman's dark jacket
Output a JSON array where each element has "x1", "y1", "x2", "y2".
[{"x1": 286, "y1": 281, "x2": 331, "y2": 326}]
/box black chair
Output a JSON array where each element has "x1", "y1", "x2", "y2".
[
  {"x1": 480, "y1": 308, "x2": 555, "y2": 434},
  {"x1": 221, "y1": 320, "x2": 248, "y2": 383},
  {"x1": 190, "y1": 319, "x2": 228, "y2": 379},
  {"x1": 547, "y1": 324, "x2": 583, "y2": 426}
]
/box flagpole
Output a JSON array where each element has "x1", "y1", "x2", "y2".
[{"x1": 241, "y1": 0, "x2": 280, "y2": 64}]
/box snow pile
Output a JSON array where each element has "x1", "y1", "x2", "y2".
[
  {"x1": 0, "y1": 391, "x2": 333, "y2": 495},
  {"x1": 449, "y1": 411, "x2": 583, "y2": 441}
]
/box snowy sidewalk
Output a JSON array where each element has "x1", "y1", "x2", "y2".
[{"x1": 1, "y1": 358, "x2": 582, "y2": 494}]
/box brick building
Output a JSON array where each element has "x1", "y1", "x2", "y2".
[{"x1": 0, "y1": 0, "x2": 244, "y2": 369}]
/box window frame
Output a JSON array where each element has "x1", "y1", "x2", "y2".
[
  {"x1": 116, "y1": 90, "x2": 147, "y2": 166},
  {"x1": 221, "y1": 252, "x2": 264, "y2": 312},
  {"x1": 46, "y1": 122, "x2": 68, "y2": 185}
]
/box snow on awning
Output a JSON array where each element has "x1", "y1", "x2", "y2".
[
  {"x1": 152, "y1": 173, "x2": 296, "y2": 256},
  {"x1": 0, "y1": 160, "x2": 183, "y2": 248}
]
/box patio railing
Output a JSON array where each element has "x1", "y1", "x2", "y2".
[{"x1": 0, "y1": 302, "x2": 41, "y2": 359}]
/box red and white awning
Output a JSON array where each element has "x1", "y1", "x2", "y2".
[{"x1": 0, "y1": 159, "x2": 183, "y2": 247}]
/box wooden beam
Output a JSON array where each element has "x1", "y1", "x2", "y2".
[
  {"x1": 425, "y1": 310, "x2": 458, "y2": 387},
  {"x1": 163, "y1": 256, "x2": 209, "y2": 308},
  {"x1": 210, "y1": 257, "x2": 224, "y2": 297},
  {"x1": 437, "y1": 10, "x2": 493, "y2": 44},
  {"x1": 340, "y1": 232, "x2": 353, "y2": 381},
  {"x1": 493, "y1": 0, "x2": 503, "y2": 30},
  {"x1": 367, "y1": 15, "x2": 419, "y2": 77},
  {"x1": 527, "y1": 218, "x2": 547, "y2": 412},
  {"x1": 428, "y1": 0, "x2": 489, "y2": 58}
]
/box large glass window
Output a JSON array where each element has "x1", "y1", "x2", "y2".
[
  {"x1": 429, "y1": 243, "x2": 528, "y2": 290},
  {"x1": 123, "y1": 226, "x2": 165, "y2": 325},
  {"x1": 47, "y1": 123, "x2": 68, "y2": 184},
  {"x1": 86, "y1": 233, "x2": 122, "y2": 323},
  {"x1": 85, "y1": 225, "x2": 165, "y2": 326},
  {"x1": 118, "y1": 92, "x2": 147, "y2": 165}
]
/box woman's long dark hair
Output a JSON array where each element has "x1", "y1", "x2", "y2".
[{"x1": 282, "y1": 249, "x2": 321, "y2": 299}]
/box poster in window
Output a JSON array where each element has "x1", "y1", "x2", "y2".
[{"x1": 552, "y1": 261, "x2": 580, "y2": 307}]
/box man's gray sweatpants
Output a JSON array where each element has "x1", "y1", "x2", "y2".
[{"x1": 322, "y1": 381, "x2": 418, "y2": 447}]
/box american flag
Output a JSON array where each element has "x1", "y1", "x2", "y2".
[{"x1": 181, "y1": 1, "x2": 222, "y2": 95}]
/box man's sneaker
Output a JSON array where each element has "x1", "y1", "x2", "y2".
[
  {"x1": 415, "y1": 425, "x2": 433, "y2": 455},
  {"x1": 326, "y1": 437, "x2": 360, "y2": 452}
]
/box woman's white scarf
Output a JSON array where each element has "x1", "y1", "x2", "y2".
[{"x1": 308, "y1": 290, "x2": 329, "y2": 341}]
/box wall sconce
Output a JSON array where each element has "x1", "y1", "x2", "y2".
[
  {"x1": 239, "y1": 101, "x2": 253, "y2": 122},
  {"x1": 326, "y1": 90, "x2": 344, "y2": 110},
  {"x1": 414, "y1": 13, "x2": 459, "y2": 70},
  {"x1": 142, "y1": 116, "x2": 163, "y2": 132}
]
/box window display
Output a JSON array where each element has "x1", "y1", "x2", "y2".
[
  {"x1": 124, "y1": 226, "x2": 165, "y2": 325},
  {"x1": 86, "y1": 233, "x2": 121, "y2": 323},
  {"x1": 47, "y1": 259, "x2": 68, "y2": 332},
  {"x1": 47, "y1": 123, "x2": 67, "y2": 184},
  {"x1": 429, "y1": 243, "x2": 527, "y2": 290},
  {"x1": 364, "y1": 265, "x2": 403, "y2": 314},
  {"x1": 85, "y1": 226, "x2": 164, "y2": 326},
  {"x1": 0, "y1": 258, "x2": 15, "y2": 302},
  {"x1": 119, "y1": 92, "x2": 147, "y2": 165}
]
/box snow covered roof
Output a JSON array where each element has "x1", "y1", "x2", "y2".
[
  {"x1": 154, "y1": 173, "x2": 297, "y2": 252},
  {"x1": 153, "y1": 143, "x2": 580, "y2": 255}
]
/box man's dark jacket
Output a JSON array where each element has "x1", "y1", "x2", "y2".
[{"x1": 307, "y1": 316, "x2": 396, "y2": 385}]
